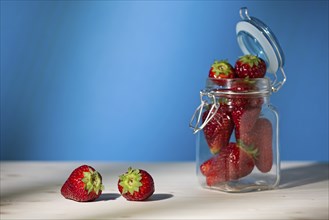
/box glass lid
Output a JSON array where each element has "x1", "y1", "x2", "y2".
[{"x1": 236, "y1": 7, "x2": 286, "y2": 92}]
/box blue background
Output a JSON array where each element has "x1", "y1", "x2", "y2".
[{"x1": 1, "y1": 0, "x2": 328, "y2": 161}]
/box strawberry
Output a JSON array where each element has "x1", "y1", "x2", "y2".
[
  {"x1": 61, "y1": 165, "x2": 104, "y2": 202},
  {"x1": 231, "y1": 78, "x2": 257, "y2": 92},
  {"x1": 238, "y1": 118, "x2": 273, "y2": 173},
  {"x1": 232, "y1": 106, "x2": 261, "y2": 136},
  {"x1": 220, "y1": 96, "x2": 249, "y2": 110},
  {"x1": 202, "y1": 106, "x2": 234, "y2": 154},
  {"x1": 235, "y1": 55, "x2": 266, "y2": 78},
  {"x1": 219, "y1": 79, "x2": 263, "y2": 112},
  {"x1": 200, "y1": 142, "x2": 256, "y2": 186},
  {"x1": 209, "y1": 60, "x2": 236, "y2": 79},
  {"x1": 220, "y1": 96, "x2": 263, "y2": 115},
  {"x1": 118, "y1": 167, "x2": 154, "y2": 201},
  {"x1": 231, "y1": 79, "x2": 264, "y2": 108},
  {"x1": 248, "y1": 96, "x2": 264, "y2": 108}
]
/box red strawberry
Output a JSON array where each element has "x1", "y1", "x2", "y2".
[
  {"x1": 222, "y1": 96, "x2": 249, "y2": 110},
  {"x1": 209, "y1": 60, "x2": 236, "y2": 79},
  {"x1": 200, "y1": 142, "x2": 256, "y2": 186},
  {"x1": 231, "y1": 78, "x2": 257, "y2": 92},
  {"x1": 202, "y1": 106, "x2": 234, "y2": 154},
  {"x1": 61, "y1": 165, "x2": 104, "y2": 202},
  {"x1": 248, "y1": 96, "x2": 264, "y2": 108},
  {"x1": 219, "y1": 79, "x2": 263, "y2": 112},
  {"x1": 118, "y1": 167, "x2": 154, "y2": 201},
  {"x1": 231, "y1": 79, "x2": 264, "y2": 108},
  {"x1": 232, "y1": 106, "x2": 261, "y2": 136},
  {"x1": 235, "y1": 55, "x2": 266, "y2": 78},
  {"x1": 220, "y1": 96, "x2": 263, "y2": 114},
  {"x1": 238, "y1": 118, "x2": 273, "y2": 173}
]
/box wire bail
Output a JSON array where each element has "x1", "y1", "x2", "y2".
[
  {"x1": 189, "y1": 90, "x2": 220, "y2": 134},
  {"x1": 271, "y1": 67, "x2": 287, "y2": 93}
]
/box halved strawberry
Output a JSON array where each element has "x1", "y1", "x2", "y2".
[
  {"x1": 209, "y1": 60, "x2": 236, "y2": 79},
  {"x1": 235, "y1": 55, "x2": 266, "y2": 78},
  {"x1": 202, "y1": 106, "x2": 234, "y2": 154}
]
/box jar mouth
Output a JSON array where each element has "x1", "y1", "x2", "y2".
[{"x1": 205, "y1": 77, "x2": 272, "y2": 95}]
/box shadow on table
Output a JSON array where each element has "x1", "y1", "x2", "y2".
[
  {"x1": 279, "y1": 162, "x2": 329, "y2": 189},
  {"x1": 95, "y1": 193, "x2": 173, "y2": 202},
  {"x1": 148, "y1": 193, "x2": 173, "y2": 201},
  {"x1": 96, "y1": 193, "x2": 121, "y2": 201}
]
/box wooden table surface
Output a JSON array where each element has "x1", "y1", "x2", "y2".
[{"x1": 1, "y1": 161, "x2": 328, "y2": 219}]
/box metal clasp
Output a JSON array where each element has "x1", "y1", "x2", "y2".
[
  {"x1": 271, "y1": 67, "x2": 287, "y2": 92},
  {"x1": 189, "y1": 91, "x2": 220, "y2": 134},
  {"x1": 240, "y1": 7, "x2": 251, "y2": 20}
]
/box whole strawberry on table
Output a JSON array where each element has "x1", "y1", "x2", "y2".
[
  {"x1": 118, "y1": 167, "x2": 155, "y2": 201},
  {"x1": 201, "y1": 54, "x2": 273, "y2": 186},
  {"x1": 61, "y1": 165, "x2": 104, "y2": 202}
]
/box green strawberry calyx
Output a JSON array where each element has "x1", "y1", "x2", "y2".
[
  {"x1": 241, "y1": 76, "x2": 256, "y2": 84},
  {"x1": 237, "y1": 140, "x2": 259, "y2": 160},
  {"x1": 219, "y1": 97, "x2": 228, "y2": 105},
  {"x1": 82, "y1": 168, "x2": 104, "y2": 195},
  {"x1": 239, "y1": 55, "x2": 261, "y2": 67},
  {"x1": 119, "y1": 167, "x2": 142, "y2": 195},
  {"x1": 211, "y1": 60, "x2": 232, "y2": 76}
]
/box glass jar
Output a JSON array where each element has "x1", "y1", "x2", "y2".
[
  {"x1": 190, "y1": 78, "x2": 279, "y2": 192},
  {"x1": 189, "y1": 7, "x2": 287, "y2": 193}
]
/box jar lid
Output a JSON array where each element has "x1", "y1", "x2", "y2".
[{"x1": 236, "y1": 7, "x2": 286, "y2": 92}]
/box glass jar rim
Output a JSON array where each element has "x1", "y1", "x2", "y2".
[{"x1": 204, "y1": 77, "x2": 272, "y2": 95}]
